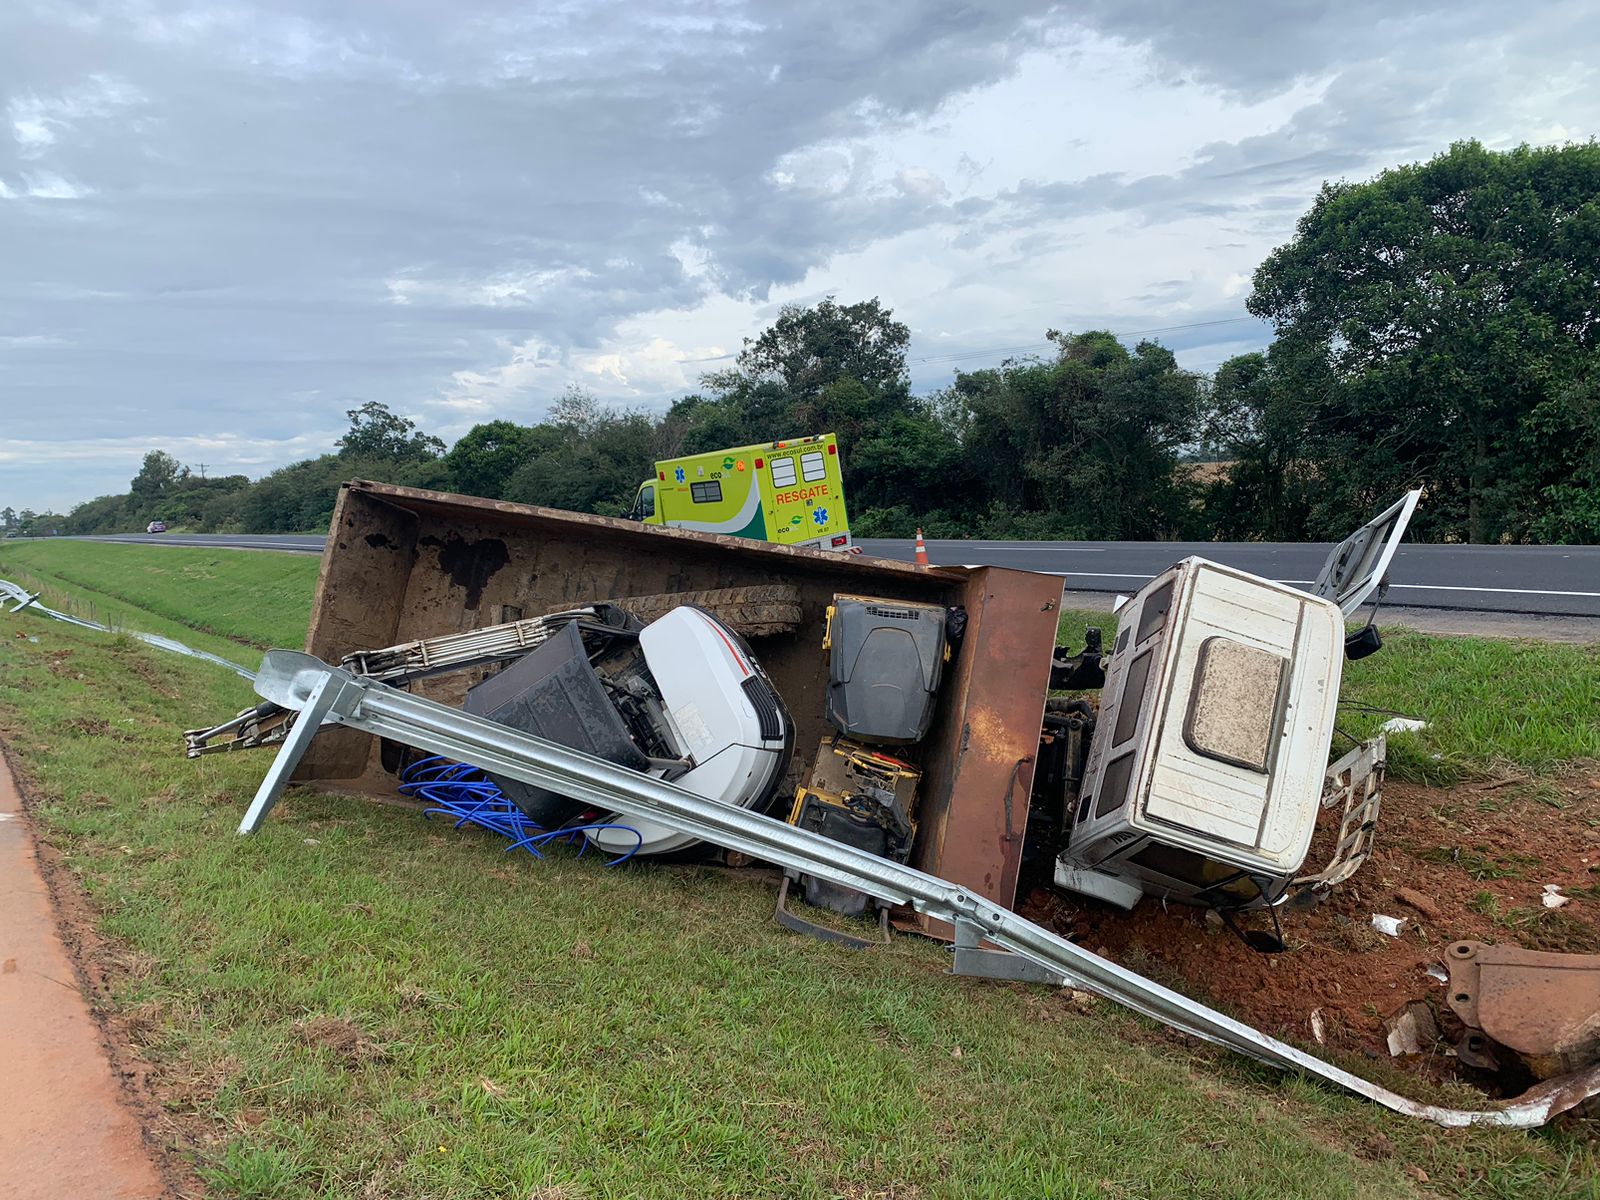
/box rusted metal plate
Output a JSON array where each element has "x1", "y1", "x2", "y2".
[
  {"x1": 907, "y1": 569, "x2": 1062, "y2": 937},
  {"x1": 1447, "y1": 940, "x2": 1600, "y2": 1078},
  {"x1": 297, "y1": 480, "x2": 1062, "y2": 917}
]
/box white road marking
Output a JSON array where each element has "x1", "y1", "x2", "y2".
[
  {"x1": 1037, "y1": 570, "x2": 1600, "y2": 600},
  {"x1": 1386, "y1": 582, "x2": 1600, "y2": 599},
  {"x1": 926, "y1": 542, "x2": 1106, "y2": 552}
]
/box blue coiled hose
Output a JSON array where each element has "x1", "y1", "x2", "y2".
[{"x1": 399, "y1": 756, "x2": 642, "y2": 866}]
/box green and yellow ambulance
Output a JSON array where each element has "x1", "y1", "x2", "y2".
[{"x1": 627, "y1": 433, "x2": 853, "y2": 551}]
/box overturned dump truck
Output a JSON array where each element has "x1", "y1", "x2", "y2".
[
  {"x1": 210, "y1": 479, "x2": 1600, "y2": 1128},
  {"x1": 232, "y1": 479, "x2": 1063, "y2": 937}
]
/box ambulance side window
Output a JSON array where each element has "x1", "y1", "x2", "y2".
[{"x1": 690, "y1": 480, "x2": 723, "y2": 504}]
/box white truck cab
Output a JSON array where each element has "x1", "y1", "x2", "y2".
[{"x1": 1055, "y1": 490, "x2": 1422, "y2": 912}]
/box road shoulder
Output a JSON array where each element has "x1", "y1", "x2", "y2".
[{"x1": 0, "y1": 748, "x2": 170, "y2": 1200}]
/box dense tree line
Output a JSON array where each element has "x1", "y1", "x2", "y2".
[{"x1": 13, "y1": 141, "x2": 1599, "y2": 545}]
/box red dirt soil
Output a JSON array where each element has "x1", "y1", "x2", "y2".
[{"x1": 1022, "y1": 771, "x2": 1600, "y2": 1089}]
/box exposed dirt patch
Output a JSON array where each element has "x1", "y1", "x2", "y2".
[
  {"x1": 109, "y1": 643, "x2": 180, "y2": 698},
  {"x1": 66, "y1": 714, "x2": 138, "y2": 742},
  {"x1": 296, "y1": 1014, "x2": 389, "y2": 1065},
  {"x1": 1023, "y1": 771, "x2": 1600, "y2": 1091}
]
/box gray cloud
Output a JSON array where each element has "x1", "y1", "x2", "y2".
[{"x1": 1, "y1": 0, "x2": 1596, "y2": 510}]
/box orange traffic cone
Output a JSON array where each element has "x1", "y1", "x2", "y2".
[{"x1": 914, "y1": 528, "x2": 929, "y2": 567}]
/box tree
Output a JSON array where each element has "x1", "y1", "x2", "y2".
[
  {"x1": 444, "y1": 421, "x2": 557, "y2": 499},
  {"x1": 1249, "y1": 140, "x2": 1600, "y2": 543},
  {"x1": 0, "y1": 507, "x2": 15, "y2": 530},
  {"x1": 704, "y1": 296, "x2": 911, "y2": 410},
  {"x1": 503, "y1": 409, "x2": 657, "y2": 516},
  {"x1": 940, "y1": 331, "x2": 1205, "y2": 539},
  {"x1": 1201, "y1": 349, "x2": 1318, "y2": 540},
  {"x1": 336, "y1": 401, "x2": 445, "y2": 462},
  {"x1": 129, "y1": 450, "x2": 184, "y2": 507}
]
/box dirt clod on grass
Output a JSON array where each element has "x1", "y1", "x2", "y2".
[
  {"x1": 1024, "y1": 770, "x2": 1600, "y2": 1089},
  {"x1": 296, "y1": 1015, "x2": 389, "y2": 1064}
]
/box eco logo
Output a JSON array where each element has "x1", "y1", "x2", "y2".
[{"x1": 722, "y1": 456, "x2": 735, "y2": 470}]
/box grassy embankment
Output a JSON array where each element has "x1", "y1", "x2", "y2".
[
  {"x1": 0, "y1": 541, "x2": 1595, "y2": 1199},
  {"x1": 1055, "y1": 609, "x2": 1600, "y2": 784}
]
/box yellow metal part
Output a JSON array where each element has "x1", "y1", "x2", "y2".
[{"x1": 786, "y1": 737, "x2": 923, "y2": 843}]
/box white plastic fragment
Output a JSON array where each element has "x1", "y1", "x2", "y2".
[
  {"x1": 1310, "y1": 1008, "x2": 1326, "y2": 1045},
  {"x1": 1425, "y1": 963, "x2": 1449, "y2": 984},
  {"x1": 1541, "y1": 884, "x2": 1570, "y2": 910},
  {"x1": 1372, "y1": 913, "x2": 1407, "y2": 937},
  {"x1": 1385, "y1": 1001, "x2": 1441, "y2": 1057},
  {"x1": 1380, "y1": 717, "x2": 1429, "y2": 735}
]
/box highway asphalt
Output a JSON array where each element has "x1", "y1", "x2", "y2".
[{"x1": 65, "y1": 531, "x2": 1600, "y2": 616}]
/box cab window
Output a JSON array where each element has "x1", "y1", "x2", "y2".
[{"x1": 637, "y1": 485, "x2": 655, "y2": 519}]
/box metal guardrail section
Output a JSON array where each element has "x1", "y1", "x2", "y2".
[
  {"x1": 2, "y1": 578, "x2": 255, "y2": 679},
  {"x1": 240, "y1": 649, "x2": 1600, "y2": 1129}
]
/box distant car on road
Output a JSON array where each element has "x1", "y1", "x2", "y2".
[{"x1": 146, "y1": 521, "x2": 168, "y2": 534}]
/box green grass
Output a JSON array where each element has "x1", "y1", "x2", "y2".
[
  {"x1": 1059, "y1": 610, "x2": 1600, "y2": 784},
  {"x1": 0, "y1": 539, "x2": 318, "y2": 651},
  {"x1": 0, "y1": 542, "x2": 1596, "y2": 1196},
  {"x1": 2, "y1": 620, "x2": 1596, "y2": 1199}
]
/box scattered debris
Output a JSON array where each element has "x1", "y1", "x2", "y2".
[
  {"x1": 1425, "y1": 963, "x2": 1449, "y2": 985},
  {"x1": 193, "y1": 480, "x2": 1600, "y2": 1125},
  {"x1": 1394, "y1": 887, "x2": 1442, "y2": 921},
  {"x1": 1384, "y1": 1001, "x2": 1441, "y2": 1057},
  {"x1": 1541, "y1": 884, "x2": 1570, "y2": 910},
  {"x1": 1380, "y1": 717, "x2": 1429, "y2": 735},
  {"x1": 1292, "y1": 737, "x2": 1387, "y2": 900},
  {"x1": 239, "y1": 645, "x2": 1600, "y2": 1127},
  {"x1": 1371, "y1": 913, "x2": 1408, "y2": 938}
]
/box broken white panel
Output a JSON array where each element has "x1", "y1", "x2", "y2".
[
  {"x1": 1311, "y1": 488, "x2": 1423, "y2": 617},
  {"x1": 1380, "y1": 717, "x2": 1428, "y2": 735}
]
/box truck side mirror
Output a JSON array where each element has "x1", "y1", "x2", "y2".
[{"x1": 1344, "y1": 625, "x2": 1382, "y2": 661}]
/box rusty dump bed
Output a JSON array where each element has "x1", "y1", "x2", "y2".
[{"x1": 297, "y1": 481, "x2": 1063, "y2": 927}]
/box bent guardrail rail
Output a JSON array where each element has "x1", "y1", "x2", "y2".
[
  {"x1": 237, "y1": 648, "x2": 1600, "y2": 1129},
  {"x1": 1, "y1": 577, "x2": 254, "y2": 679}
]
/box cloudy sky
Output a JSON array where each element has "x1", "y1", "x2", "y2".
[{"x1": 2, "y1": 1, "x2": 1595, "y2": 512}]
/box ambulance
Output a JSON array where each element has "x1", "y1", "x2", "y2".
[{"x1": 627, "y1": 433, "x2": 853, "y2": 551}]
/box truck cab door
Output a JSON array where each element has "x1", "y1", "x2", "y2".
[
  {"x1": 630, "y1": 483, "x2": 659, "y2": 524},
  {"x1": 1311, "y1": 488, "x2": 1422, "y2": 617}
]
